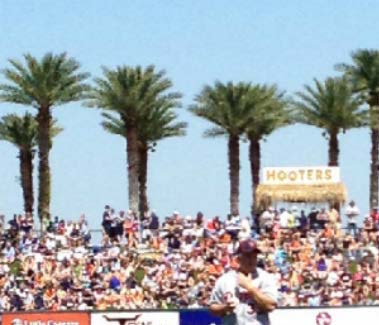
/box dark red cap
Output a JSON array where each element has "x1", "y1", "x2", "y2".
[{"x1": 236, "y1": 239, "x2": 261, "y2": 255}]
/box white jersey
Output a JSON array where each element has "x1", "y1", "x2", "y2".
[{"x1": 209, "y1": 269, "x2": 278, "y2": 325}]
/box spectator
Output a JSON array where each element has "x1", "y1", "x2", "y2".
[
  {"x1": 316, "y1": 208, "x2": 329, "y2": 230},
  {"x1": 308, "y1": 207, "x2": 319, "y2": 230},
  {"x1": 0, "y1": 204, "x2": 376, "y2": 311},
  {"x1": 299, "y1": 210, "x2": 309, "y2": 233},
  {"x1": 345, "y1": 200, "x2": 360, "y2": 236},
  {"x1": 260, "y1": 207, "x2": 275, "y2": 233},
  {"x1": 370, "y1": 207, "x2": 379, "y2": 230}
]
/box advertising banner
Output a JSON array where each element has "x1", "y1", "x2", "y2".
[
  {"x1": 270, "y1": 307, "x2": 379, "y2": 325},
  {"x1": 2, "y1": 312, "x2": 89, "y2": 325},
  {"x1": 262, "y1": 166, "x2": 340, "y2": 185},
  {"x1": 180, "y1": 310, "x2": 221, "y2": 325},
  {"x1": 92, "y1": 311, "x2": 179, "y2": 325}
]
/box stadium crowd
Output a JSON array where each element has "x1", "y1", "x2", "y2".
[{"x1": 0, "y1": 201, "x2": 378, "y2": 312}]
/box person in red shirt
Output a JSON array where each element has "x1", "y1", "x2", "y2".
[{"x1": 370, "y1": 207, "x2": 379, "y2": 230}]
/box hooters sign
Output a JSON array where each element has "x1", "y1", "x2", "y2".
[{"x1": 262, "y1": 167, "x2": 340, "y2": 185}]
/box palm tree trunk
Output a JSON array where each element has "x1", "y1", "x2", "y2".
[
  {"x1": 370, "y1": 127, "x2": 379, "y2": 210},
  {"x1": 126, "y1": 125, "x2": 140, "y2": 214},
  {"x1": 19, "y1": 149, "x2": 34, "y2": 214},
  {"x1": 37, "y1": 106, "x2": 51, "y2": 228},
  {"x1": 328, "y1": 132, "x2": 339, "y2": 166},
  {"x1": 249, "y1": 137, "x2": 261, "y2": 216},
  {"x1": 138, "y1": 145, "x2": 149, "y2": 218},
  {"x1": 228, "y1": 135, "x2": 240, "y2": 216}
]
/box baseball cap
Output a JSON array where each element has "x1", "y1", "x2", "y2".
[{"x1": 236, "y1": 239, "x2": 261, "y2": 255}]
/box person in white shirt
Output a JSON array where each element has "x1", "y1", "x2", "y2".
[
  {"x1": 279, "y1": 208, "x2": 289, "y2": 229},
  {"x1": 209, "y1": 239, "x2": 278, "y2": 325},
  {"x1": 260, "y1": 207, "x2": 275, "y2": 233},
  {"x1": 239, "y1": 217, "x2": 252, "y2": 240},
  {"x1": 345, "y1": 200, "x2": 360, "y2": 236}
]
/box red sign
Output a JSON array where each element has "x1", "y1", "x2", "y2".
[{"x1": 2, "y1": 312, "x2": 90, "y2": 325}]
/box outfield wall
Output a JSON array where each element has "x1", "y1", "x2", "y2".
[{"x1": 2, "y1": 306, "x2": 379, "y2": 325}]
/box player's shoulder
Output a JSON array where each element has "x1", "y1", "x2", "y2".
[
  {"x1": 256, "y1": 267, "x2": 275, "y2": 281},
  {"x1": 215, "y1": 270, "x2": 237, "y2": 285}
]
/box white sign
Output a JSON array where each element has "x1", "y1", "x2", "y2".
[
  {"x1": 262, "y1": 166, "x2": 340, "y2": 185},
  {"x1": 92, "y1": 312, "x2": 179, "y2": 325},
  {"x1": 271, "y1": 307, "x2": 379, "y2": 325}
]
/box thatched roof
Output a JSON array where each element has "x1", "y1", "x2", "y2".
[{"x1": 256, "y1": 183, "x2": 347, "y2": 208}]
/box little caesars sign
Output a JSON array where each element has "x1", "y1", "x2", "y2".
[{"x1": 262, "y1": 167, "x2": 340, "y2": 185}]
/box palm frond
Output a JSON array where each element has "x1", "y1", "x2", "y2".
[
  {"x1": 294, "y1": 77, "x2": 368, "y2": 134},
  {"x1": 203, "y1": 126, "x2": 227, "y2": 138},
  {"x1": 0, "y1": 52, "x2": 90, "y2": 109}
]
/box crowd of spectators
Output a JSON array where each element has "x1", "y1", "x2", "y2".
[{"x1": 0, "y1": 201, "x2": 378, "y2": 312}]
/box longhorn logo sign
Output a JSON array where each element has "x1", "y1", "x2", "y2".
[{"x1": 103, "y1": 314, "x2": 152, "y2": 325}]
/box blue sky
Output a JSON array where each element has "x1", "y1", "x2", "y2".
[{"x1": 0, "y1": 1, "x2": 377, "y2": 227}]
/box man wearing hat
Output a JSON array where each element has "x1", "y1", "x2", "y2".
[{"x1": 209, "y1": 239, "x2": 278, "y2": 324}]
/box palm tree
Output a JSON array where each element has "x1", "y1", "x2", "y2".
[
  {"x1": 190, "y1": 81, "x2": 254, "y2": 216},
  {"x1": 0, "y1": 113, "x2": 62, "y2": 216},
  {"x1": 0, "y1": 113, "x2": 37, "y2": 214},
  {"x1": 245, "y1": 85, "x2": 291, "y2": 215},
  {"x1": 86, "y1": 65, "x2": 181, "y2": 214},
  {"x1": 295, "y1": 77, "x2": 367, "y2": 166},
  {"x1": 101, "y1": 104, "x2": 186, "y2": 217},
  {"x1": 0, "y1": 53, "x2": 89, "y2": 222},
  {"x1": 336, "y1": 49, "x2": 379, "y2": 210}
]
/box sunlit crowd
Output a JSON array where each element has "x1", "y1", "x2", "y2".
[{"x1": 0, "y1": 200, "x2": 378, "y2": 311}]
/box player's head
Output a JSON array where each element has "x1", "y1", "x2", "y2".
[{"x1": 236, "y1": 239, "x2": 260, "y2": 273}]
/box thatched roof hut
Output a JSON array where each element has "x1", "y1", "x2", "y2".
[{"x1": 256, "y1": 182, "x2": 347, "y2": 209}]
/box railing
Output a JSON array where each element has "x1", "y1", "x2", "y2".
[
  {"x1": 1, "y1": 306, "x2": 379, "y2": 325},
  {"x1": 82, "y1": 225, "x2": 373, "y2": 245}
]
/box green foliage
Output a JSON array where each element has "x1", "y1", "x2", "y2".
[
  {"x1": 244, "y1": 84, "x2": 292, "y2": 140},
  {"x1": 294, "y1": 77, "x2": 367, "y2": 136},
  {"x1": 189, "y1": 81, "x2": 252, "y2": 137},
  {"x1": 86, "y1": 65, "x2": 181, "y2": 125},
  {"x1": 0, "y1": 112, "x2": 62, "y2": 150},
  {"x1": 101, "y1": 106, "x2": 187, "y2": 151},
  {"x1": 336, "y1": 49, "x2": 379, "y2": 130},
  {"x1": 0, "y1": 112, "x2": 38, "y2": 150},
  {"x1": 0, "y1": 52, "x2": 90, "y2": 108},
  {"x1": 190, "y1": 81, "x2": 290, "y2": 139},
  {"x1": 336, "y1": 49, "x2": 379, "y2": 101},
  {"x1": 89, "y1": 65, "x2": 186, "y2": 148},
  {"x1": 0, "y1": 52, "x2": 89, "y2": 221}
]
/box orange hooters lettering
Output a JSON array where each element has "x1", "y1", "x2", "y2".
[
  {"x1": 288, "y1": 171, "x2": 297, "y2": 181},
  {"x1": 278, "y1": 171, "x2": 286, "y2": 181},
  {"x1": 307, "y1": 169, "x2": 313, "y2": 180},
  {"x1": 316, "y1": 169, "x2": 323, "y2": 180},
  {"x1": 325, "y1": 169, "x2": 332, "y2": 180},
  {"x1": 266, "y1": 170, "x2": 276, "y2": 181}
]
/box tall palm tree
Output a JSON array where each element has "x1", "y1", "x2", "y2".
[
  {"x1": 245, "y1": 85, "x2": 291, "y2": 215},
  {"x1": 0, "y1": 113, "x2": 37, "y2": 214},
  {"x1": 295, "y1": 77, "x2": 367, "y2": 166},
  {"x1": 336, "y1": 49, "x2": 379, "y2": 210},
  {"x1": 86, "y1": 65, "x2": 181, "y2": 214},
  {"x1": 0, "y1": 113, "x2": 62, "y2": 216},
  {"x1": 0, "y1": 53, "x2": 89, "y2": 222},
  {"x1": 101, "y1": 104, "x2": 186, "y2": 217},
  {"x1": 190, "y1": 81, "x2": 254, "y2": 216}
]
